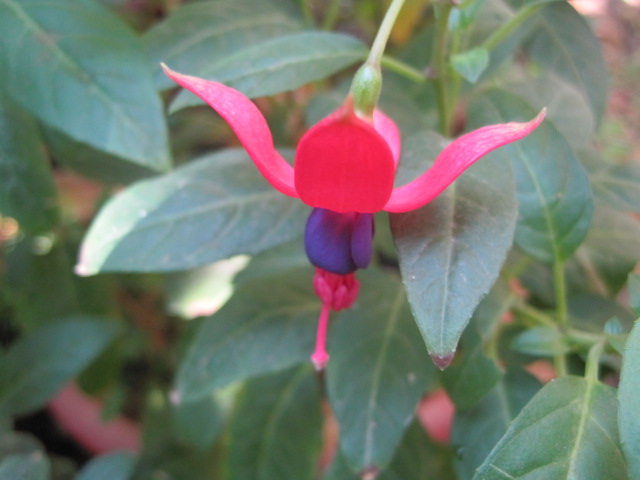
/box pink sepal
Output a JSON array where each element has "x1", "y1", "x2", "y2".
[
  {"x1": 384, "y1": 109, "x2": 546, "y2": 212},
  {"x1": 373, "y1": 110, "x2": 401, "y2": 166},
  {"x1": 162, "y1": 64, "x2": 298, "y2": 198}
]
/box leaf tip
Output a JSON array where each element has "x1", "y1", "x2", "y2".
[{"x1": 430, "y1": 352, "x2": 455, "y2": 370}]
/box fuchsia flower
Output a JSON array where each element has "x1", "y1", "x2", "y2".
[{"x1": 162, "y1": 64, "x2": 545, "y2": 370}]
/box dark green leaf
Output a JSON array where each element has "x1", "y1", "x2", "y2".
[
  {"x1": 177, "y1": 268, "x2": 318, "y2": 401},
  {"x1": 504, "y1": 73, "x2": 596, "y2": 150},
  {"x1": 326, "y1": 270, "x2": 435, "y2": 473},
  {"x1": 144, "y1": 0, "x2": 304, "y2": 90},
  {"x1": 452, "y1": 368, "x2": 541, "y2": 480},
  {"x1": 618, "y1": 320, "x2": 640, "y2": 479},
  {"x1": 228, "y1": 366, "x2": 323, "y2": 480},
  {"x1": 0, "y1": 96, "x2": 58, "y2": 234},
  {"x1": 76, "y1": 149, "x2": 307, "y2": 274},
  {"x1": 377, "y1": 422, "x2": 456, "y2": 480},
  {"x1": 629, "y1": 274, "x2": 640, "y2": 316},
  {"x1": 76, "y1": 452, "x2": 136, "y2": 480},
  {"x1": 0, "y1": 0, "x2": 170, "y2": 170},
  {"x1": 391, "y1": 131, "x2": 518, "y2": 360},
  {"x1": 525, "y1": 2, "x2": 609, "y2": 122},
  {"x1": 451, "y1": 48, "x2": 489, "y2": 83},
  {"x1": 44, "y1": 128, "x2": 155, "y2": 186},
  {"x1": 170, "y1": 32, "x2": 367, "y2": 110},
  {"x1": 566, "y1": 207, "x2": 640, "y2": 296},
  {"x1": 441, "y1": 326, "x2": 503, "y2": 411},
  {"x1": 4, "y1": 238, "x2": 80, "y2": 329},
  {"x1": 171, "y1": 394, "x2": 224, "y2": 450},
  {"x1": 510, "y1": 326, "x2": 568, "y2": 357},
  {"x1": 469, "y1": 90, "x2": 593, "y2": 263},
  {"x1": 589, "y1": 162, "x2": 640, "y2": 213},
  {"x1": 0, "y1": 318, "x2": 120, "y2": 417},
  {"x1": 473, "y1": 376, "x2": 627, "y2": 480}
]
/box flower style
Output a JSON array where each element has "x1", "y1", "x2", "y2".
[{"x1": 162, "y1": 64, "x2": 545, "y2": 370}]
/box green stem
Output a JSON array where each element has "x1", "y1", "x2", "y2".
[
  {"x1": 300, "y1": 0, "x2": 314, "y2": 26},
  {"x1": 554, "y1": 259, "x2": 568, "y2": 327},
  {"x1": 366, "y1": 0, "x2": 407, "y2": 67},
  {"x1": 321, "y1": 0, "x2": 341, "y2": 30},
  {"x1": 585, "y1": 340, "x2": 605, "y2": 383},
  {"x1": 432, "y1": 1, "x2": 453, "y2": 136},
  {"x1": 481, "y1": 3, "x2": 546, "y2": 51},
  {"x1": 380, "y1": 55, "x2": 426, "y2": 83},
  {"x1": 512, "y1": 304, "x2": 556, "y2": 329}
]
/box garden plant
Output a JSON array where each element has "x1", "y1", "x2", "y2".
[{"x1": 1, "y1": 0, "x2": 639, "y2": 479}]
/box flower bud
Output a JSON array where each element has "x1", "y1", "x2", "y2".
[{"x1": 350, "y1": 63, "x2": 382, "y2": 119}]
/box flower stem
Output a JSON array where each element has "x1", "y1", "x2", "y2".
[
  {"x1": 481, "y1": 2, "x2": 546, "y2": 51},
  {"x1": 366, "y1": 0, "x2": 407, "y2": 67},
  {"x1": 311, "y1": 303, "x2": 332, "y2": 370},
  {"x1": 380, "y1": 55, "x2": 426, "y2": 83},
  {"x1": 585, "y1": 340, "x2": 605, "y2": 384},
  {"x1": 553, "y1": 258, "x2": 568, "y2": 327},
  {"x1": 433, "y1": 1, "x2": 454, "y2": 136},
  {"x1": 553, "y1": 258, "x2": 569, "y2": 376},
  {"x1": 321, "y1": 0, "x2": 341, "y2": 30}
]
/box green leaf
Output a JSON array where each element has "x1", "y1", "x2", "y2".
[
  {"x1": 510, "y1": 326, "x2": 568, "y2": 357},
  {"x1": 618, "y1": 320, "x2": 640, "y2": 479},
  {"x1": 504, "y1": 73, "x2": 596, "y2": 150},
  {"x1": 76, "y1": 149, "x2": 307, "y2": 275},
  {"x1": 4, "y1": 237, "x2": 80, "y2": 330},
  {"x1": 0, "y1": 317, "x2": 120, "y2": 417},
  {"x1": 473, "y1": 376, "x2": 628, "y2": 480},
  {"x1": 143, "y1": 0, "x2": 304, "y2": 90},
  {"x1": 441, "y1": 326, "x2": 503, "y2": 411},
  {"x1": 629, "y1": 274, "x2": 640, "y2": 316},
  {"x1": 525, "y1": 2, "x2": 609, "y2": 122},
  {"x1": 76, "y1": 452, "x2": 136, "y2": 480},
  {"x1": 377, "y1": 422, "x2": 456, "y2": 480},
  {"x1": 0, "y1": 0, "x2": 170, "y2": 170},
  {"x1": 177, "y1": 268, "x2": 318, "y2": 401},
  {"x1": 391, "y1": 131, "x2": 518, "y2": 361},
  {"x1": 170, "y1": 32, "x2": 367, "y2": 110},
  {"x1": 0, "y1": 95, "x2": 58, "y2": 234},
  {"x1": 166, "y1": 256, "x2": 249, "y2": 319},
  {"x1": 451, "y1": 48, "x2": 489, "y2": 83},
  {"x1": 171, "y1": 394, "x2": 224, "y2": 450},
  {"x1": 589, "y1": 162, "x2": 640, "y2": 213},
  {"x1": 228, "y1": 366, "x2": 323, "y2": 480},
  {"x1": 0, "y1": 453, "x2": 49, "y2": 480},
  {"x1": 469, "y1": 90, "x2": 593, "y2": 263},
  {"x1": 567, "y1": 207, "x2": 640, "y2": 296},
  {"x1": 452, "y1": 368, "x2": 541, "y2": 480},
  {"x1": 326, "y1": 270, "x2": 435, "y2": 474}
]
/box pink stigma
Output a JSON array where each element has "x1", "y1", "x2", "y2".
[{"x1": 311, "y1": 268, "x2": 360, "y2": 370}]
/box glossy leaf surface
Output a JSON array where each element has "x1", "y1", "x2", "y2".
[
  {"x1": 473, "y1": 376, "x2": 627, "y2": 479},
  {"x1": 76, "y1": 149, "x2": 307, "y2": 274},
  {"x1": 327, "y1": 270, "x2": 435, "y2": 474},
  {"x1": 0, "y1": 0, "x2": 170, "y2": 170},
  {"x1": 171, "y1": 32, "x2": 367, "y2": 110},
  {"x1": 452, "y1": 369, "x2": 541, "y2": 480},
  {"x1": 228, "y1": 366, "x2": 323, "y2": 480},
  {"x1": 618, "y1": 320, "x2": 640, "y2": 479},
  {"x1": 144, "y1": 0, "x2": 303, "y2": 90},
  {"x1": 526, "y1": 2, "x2": 608, "y2": 122},
  {"x1": 469, "y1": 90, "x2": 593, "y2": 263},
  {"x1": 0, "y1": 96, "x2": 58, "y2": 234},
  {"x1": 391, "y1": 131, "x2": 518, "y2": 359},
  {"x1": 176, "y1": 268, "x2": 318, "y2": 401},
  {"x1": 0, "y1": 318, "x2": 119, "y2": 417}
]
